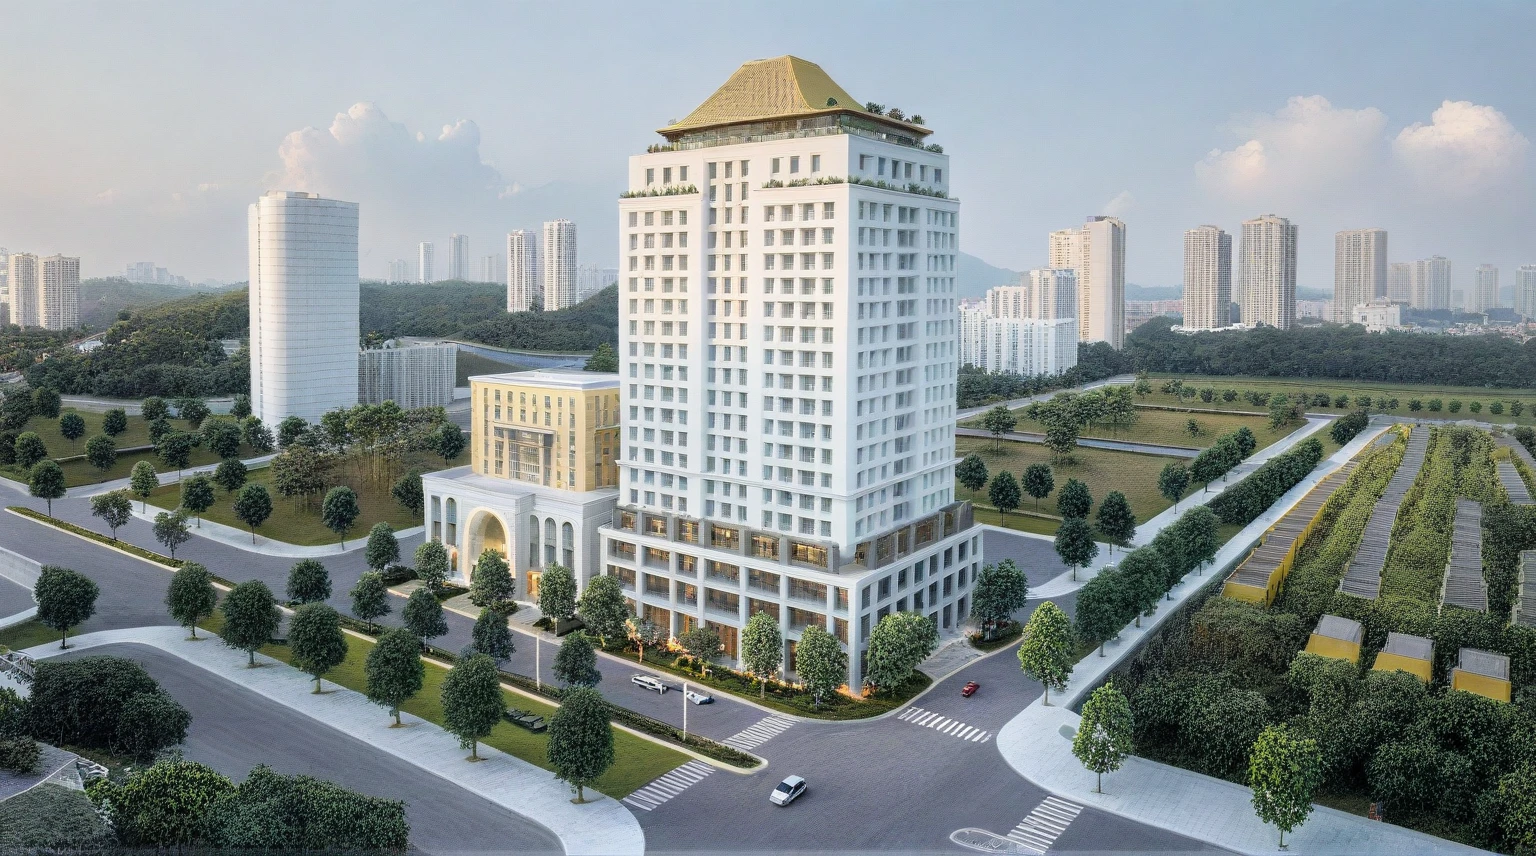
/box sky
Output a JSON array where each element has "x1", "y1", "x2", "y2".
[{"x1": 2, "y1": 0, "x2": 1533, "y2": 293}]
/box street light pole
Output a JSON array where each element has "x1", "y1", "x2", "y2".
[
  {"x1": 536, "y1": 633, "x2": 541, "y2": 692},
  {"x1": 682, "y1": 680, "x2": 688, "y2": 740}
]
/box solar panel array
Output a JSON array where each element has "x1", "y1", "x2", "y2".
[
  {"x1": 1440, "y1": 498, "x2": 1487, "y2": 613},
  {"x1": 1224, "y1": 461, "x2": 1356, "y2": 603},
  {"x1": 1339, "y1": 427, "x2": 1430, "y2": 600},
  {"x1": 1516, "y1": 551, "x2": 1536, "y2": 628}
]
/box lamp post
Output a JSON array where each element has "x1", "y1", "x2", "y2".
[
  {"x1": 682, "y1": 680, "x2": 688, "y2": 740},
  {"x1": 535, "y1": 632, "x2": 541, "y2": 692}
]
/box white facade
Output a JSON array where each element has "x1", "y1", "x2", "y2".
[
  {"x1": 542, "y1": 220, "x2": 578, "y2": 310},
  {"x1": 1332, "y1": 228, "x2": 1387, "y2": 322},
  {"x1": 248, "y1": 191, "x2": 360, "y2": 426},
  {"x1": 479, "y1": 254, "x2": 504, "y2": 284},
  {"x1": 1238, "y1": 214, "x2": 1297, "y2": 329},
  {"x1": 1472, "y1": 264, "x2": 1499, "y2": 313},
  {"x1": 387, "y1": 259, "x2": 412, "y2": 284},
  {"x1": 1411, "y1": 256, "x2": 1452, "y2": 310},
  {"x1": 958, "y1": 299, "x2": 987, "y2": 368},
  {"x1": 959, "y1": 301, "x2": 1076, "y2": 376},
  {"x1": 1516, "y1": 265, "x2": 1536, "y2": 319},
  {"x1": 418, "y1": 242, "x2": 435, "y2": 284},
  {"x1": 1049, "y1": 217, "x2": 1124, "y2": 347},
  {"x1": 1351, "y1": 300, "x2": 1403, "y2": 333},
  {"x1": 38, "y1": 255, "x2": 79, "y2": 331},
  {"x1": 7, "y1": 253, "x2": 38, "y2": 328},
  {"x1": 1025, "y1": 268, "x2": 1078, "y2": 321},
  {"x1": 1182, "y1": 225, "x2": 1231, "y2": 331},
  {"x1": 447, "y1": 234, "x2": 469, "y2": 281},
  {"x1": 358, "y1": 344, "x2": 457, "y2": 408},
  {"x1": 506, "y1": 229, "x2": 539, "y2": 312},
  {"x1": 1388, "y1": 261, "x2": 1412, "y2": 304}
]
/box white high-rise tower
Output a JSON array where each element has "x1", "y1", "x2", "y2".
[
  {"x1": 7, "y1": 253, "x2": 38, "y2": 328},
  {"x1": 542, "y1": 220, "x2": 577, "y2": 310},
  {"x1": 418, "y1": 242, "x2": 435, "y2": 284},
  {"x1": 38, "y1": 255, "x2": 80, "y2": 330},
  {"x1": 506, "y1": 230, "x2": 539, "y2": 312},
  {"x1": 1238, "y1": 214, "x2": 1297, "y2": 329},
  {"x1": 1049, "y1": 216, "x2": 1125, "y2": 347},
  {"x1": 1516, "y1": 265, "x2": 1536, "y2": 319},
  {"x1": 1411, "y1": 256, "x2": 1452, "y2": 310},
  {"x1": 1388, "y1": 262, "x2": 1412, "y2": 304},
  {"x1": 1182, "y1": 225, "x2": 1232, "y2": 331},
  {"x1": 1472, "y1": 264, "x2": 1499, "y2": 313},
  {"x1": 248, "y1": 191, "x2": 360, "y2": 426},
  {"x1": 598, "y1": 56, "x2": 979, "y2": 688},
  {"x1": 448, "y1": 234, "x2": 469, "y2": 281},
  {"x1": 1332, "y1": 228, "x2": 1387, "y2": 322}
]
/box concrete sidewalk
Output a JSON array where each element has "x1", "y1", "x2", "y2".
[
  {"x1": 23, "y1": 627, "x2": 644, "y2": 856},
  {"x1": 126, "y1": 504, "x2": 423, "y2": 558}
]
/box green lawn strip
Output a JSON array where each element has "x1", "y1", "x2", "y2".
[
  {"x1": 12, "y1": 409, "x2": 157, "y2": 456},
  {"x1": 1142, "y1": 373, "x2": 1536, "y2": 424},
  {"x1": 957, "y1": 436, "x2": 1184, "y2": 530},
  {"x1": 2, "y1": 441, "x2": 261, "y2": 489},
  {"x1": 0, "y1": 783, "x2": 113, "y2": 850},
  {"x1": 978, "y1": 405, "x2": 1282, "y2": 453},
  {"x1": 0, "y1": 618, "x2": 64, "y2": 652}
]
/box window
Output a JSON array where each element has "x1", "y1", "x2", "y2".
[
  {"x1": 789, "y1": 156, "x2": 800, "y2": 174},
  {"x1": 645, "y1": 168, "x2": 654, "y2": 185},
  {"x1": 771, "y1": 157, "x2": 780, "y2": 173}
]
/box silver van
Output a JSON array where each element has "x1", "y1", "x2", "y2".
[{"x1": 631, "y1": 674, "x2": 667, "y2": 694}]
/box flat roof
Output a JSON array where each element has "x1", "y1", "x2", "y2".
[
  {"x1": 1314, "y1": 615, "x2": 1364, "y2": 644},
  {"x1": 1457, "y1": 648, "x2": 1510, "y2": 680},
  {"x1": 470, "y1": 368, "x2": 619, "y2": 391},
  {"x1": 1382, "y1": 632, "x2": 1433, "y2": 661}
]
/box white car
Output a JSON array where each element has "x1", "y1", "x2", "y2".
[
  {"x1": 630, "y1": 674, "x2": 667, "y2": 694},
  {"x1": 684, "y1": 689, "x2": 713, "y2": 705},
  {"x1": 770, "y1": 775, "x2": 807, "y2": 806}
]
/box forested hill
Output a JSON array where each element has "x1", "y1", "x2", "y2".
[{"x1": 358, "y1": 281, "x2": 618, "y2": 351}]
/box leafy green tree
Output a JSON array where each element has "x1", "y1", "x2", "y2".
[
  {"x1": 1448, "y1": 399, "x2": 1462, "y2": 413},
  {"x1": 413, "y1": 540, "x2": 451, "y2": 592},
  {"x1": 156, "y1": 430, "x2": 201, "y2": 479},
  {"x1": 1074, "y1": 682, "x2": 1134, "y2": 792},
  {"x1": 13, "y1": 431, "x2": 47, "y2": 468},
  {"x1": 795, "y1": 624, "x2": 847, "y2": 706},
  {"x1": 1248, "y1": 725, "x2": 1323, "y2": 850},
  {"x1": 472, "y1": 607, "x2": 515, "y2": 661},
  {"x1": 1053, "y1": 516, "x2": 1099, "y2": 581},
  {"x1": 547, "y1": 687, "x2": 615, "y2": 803},
  {"x1": 240, "y1": 416, "x2": 275, "y2": 453},
  {"x1": 58, "y1": 411, "x2": 85, "y2": 442},
  {"x1": 1428, "y1": 397, "x2": 1442, "y2": 412},
  {"x1": 584, "y1": 341, "x2": 619, "y2": 372},
  {"x1": 1496, "y1": 763, "x2": 1536, "y2": 852},
  {"x1": 1095, "y1": 491, "x2": 1136, "y2": 555},
  {"x1": 1158, "y1": 462, "x2": 1190, "y2": 510},
  {"x1": 289, "y1": 603, "x2": 347, "y2": 693},
  {"x1": 365, "y1": 628, "x2": 425, "y2": 727},
  {"x1": 1233, "y1": 426, "x2": 1258, "y2": 459},
  {"x1": 179, "y1": 474, "x2": 215, "y2": 527},
  {"x1": 987, "y1": 470, "x2": 1021, "y2": 518},
  {"x1": 100, "y1": 759, "x2": 234, "y2": 848},
  {"x1": 350, "y1": 571, "x2": 391, "y2": 624},
  {"x1": 392, "y1": 471, "x2": 424, "y2": 514},
  {"x1": 741, "y1": 610, "x2": 784, "y2": 696},
  {"x1": 84, "y1": 433, "x2": 117, "y2": 472},
  {"x1": 232, "y1": 483, "x2": 273, "y2": 543},
  {"x1": 677, "y1": 626, "x2": 722, "y2": 671},
  {"x1": 147, "y1": 417, "x2": 172, "y2": 444},
  {"x1": 576, "y1": 574, "x2": 631, "y2": 644},
  {"x1": 470, "y1": 549, "x2": 514, "y2": 608},
  {"x1": 229, "y1": 393, "x2": 252, "y2": 419},
  {"x1": 364, "y1": 522, "x2": 400, "y2": 572},
  {"x1": 1023, "y1": 462, "x2": 1054, "y2": 511},
  {"x1": 625, "y1": 616, "x2": 666, "y2": 663},
  {"x1": 321, "y1": 486, "x2": 361, "y2": 547},
  {"x1": 130, "y1": 459, "x2": 159, "y2": 511},
  {"x1": 981, "y1": 404, "x2": 1016, "y2": 451},
  {"x1": 1119, "y1": 546, "x2": 1167, "y2": 626},
  {"x1": 166, "y1": 562, "x2": 217, "y2": 638},
  {"x1": 1177, "y1": 505, "x2": 1221, "y2": 572},
  {"x1": 91, "y1": 489, "x2": 133, "y2": 539},
  {"x1": 429, "y1": 423, "x2": 467, "y2": 462},
  {"x1": 221, "y1": 580, "x2": 280, "y2": 666},
  {"x1": 1018, "y1": 601, "x2": 1074, "y2": 704},
  {"x1": 152, "y1": 509, "x2": 191, "y2": 559},
  {"x1": 176, "y1": 397, "x2": 210, "y2": 427},
  {"x1": 553, "y1": 631, "x2": 602, "y2": 687},
  {"x1": 277, "y1": 415, "x2": 308, "y2": 448},
  {"x1": 1074, "y1": 568, "x2": 1127, "y2": 656},
  {"x1": 401, "y1": 586, "x2": 446, "y2": 640},
  {"x1": 34, "y1": 565, "x2": 98, "y2": 649},
  {"x1": 28, "y1": 459, "x2": 66, "y2": 515},
  {"x1": 539, "y1": 562, "x2": 578, "y2": 623},
  {"x1": 31, "y1": 387, "x2": 61, "y2": 418},
  {"x1": 955, "y1": 453, "x2": 988, "y2": 492},
  {"x1": 972, "y1": 559, "x2": 1029, "y2": 626},
  {"x1": 200, "y1": 417, "x2": 242, "y2": 459},
  {"x1": 102, "y1": 407, "x2": 128, "y2": 436},
  {"x1": 864, "y1": 611, "x2": 938, "y2": 692},
  {"x1": 213, "y1": 457, "x2": 247, "y2": 493},
  {"x1": 441, "y1": 653, "x2": 503, "y2": 760},
  {"x1": 1043, "y1": 418, "x2": 1079, "y2": 461},
  {"x1": 141, "y1": 396, "x2": 169, "y2": 422},
  {"x1": 286, "y1": 559, "x2": 331, "y2": 604},
  {"x1": 1056, "y1": 478, "x2": 1092, "y2": 519}
]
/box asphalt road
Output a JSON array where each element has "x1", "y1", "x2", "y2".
[{"x1": 0, "y1": 576, "x2": 33, "y2": 616}]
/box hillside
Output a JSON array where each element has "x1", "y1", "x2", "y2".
[{"x1": 78, "y1": 277, "x2": 236, "y2": 329}]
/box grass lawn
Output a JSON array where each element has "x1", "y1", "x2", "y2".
[
  {"x1": 0, "y1": 408, "x2": 256, "y2": 488},
  {"x1": 13, "y1": 408, "x2": 163, "y2": 454},
  {"x1": 996, "y1": 406, "x2": 1285, "y2": 452},
  {"x1": 0, "y1": 619, "x2": 64, "y2": 652},
  {"x1": 1141, "y1": 374, "x2": 1536, "y2": 424}
]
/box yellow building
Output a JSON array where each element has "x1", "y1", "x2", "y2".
[
  {"x1": 423, "y1": 369, "x2": 620, "y2": 596},
  {"x1": 1304, "y1": 614, "x2": 1363, "y2": 664},
  {"x1": 1371, "y1": 632, "x2": 1433, "y2": 682},
  {"x1": 1451, "y1": 647, "x2": 1512, "y2": 702}
]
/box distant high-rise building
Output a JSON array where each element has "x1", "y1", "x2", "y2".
[
  {"x1": 1472, "y1": 264, "x2": 1499, "y2": 314},
  {"x1": 0, "y1": 248, "x2": 9, "y2": 319},
  {"x1": 418, "y1": 242, "x2": 435, "y2": 284},
  {"x1": 1025, "y1": 268, "x2": 1078, "y2": 321},
  {"x1": 1182, "y1": 225, "x2": 1232, "y2": 331},
  {"x1": 387, "y1": 259, "x2": 412, "y2": 284},
  {"x1": 1238, "y1": 214, "x2": 1298, "y2": 329},
  {"x1": 8, "y1": 252, "x2": 38, "y2": 328},
  {"x1": 447, "y1": 234, "x2": 469, "y2": 281},
  {"x1": 1332, "y1": 228, "x2": 1387, "y2": 323},
  {"x1": 479, "y1": 254, "x2": 504, "y2": 284},
  {"x1": 542, "y1": 220, "x2": 577, "y2": 310},
  {"x1": 38, "y1": 255, "x2": 80, "y2": 330},
  {"x1": 1387, "y1": 262, "x2": 1413, "y2": 304},
  {"x1": 506, "y1": 229, "x2": 539, "y2": 312},
  {"x1": 1049, "y1": 216, "x2": 1125, "y2": 347},
  {"x1": 576, "y1": 264, "x2": 617, "y2": 301},
  {"x1": 1411, "y1": 256, "x2": 1452, "y2": 311},
  {"x1": 249, "y1": 191, "x2": 360, "y2": 426},
  {"x1": 1516, "y1": 265, "x2": 1536, "y2": 319},
  {"x1": 985, "y1": 285, "x2": 1030, "y2": 319}
]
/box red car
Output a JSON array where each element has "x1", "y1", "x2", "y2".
[{"x1": 961, "y1": 681, "x2": 980, "y2": 698}]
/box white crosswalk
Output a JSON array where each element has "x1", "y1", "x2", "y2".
[
  {"x1": 1006, "y1": 796, "x2": 1083, "y2": 854},
  {"x1": 721, "y1": 715, "x2": 795, "y2": 751},
  {"x1": 621, "y1": 760, "x2": 714, "y2": 812},
  {"x1": 896, "y1": 706, "x2": 992, "y2": 742}
]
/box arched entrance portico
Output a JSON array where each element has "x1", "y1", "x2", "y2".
[{"x1": 465, "y1": 509, "x2": 510, "y2": 585}]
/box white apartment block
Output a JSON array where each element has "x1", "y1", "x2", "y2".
[
  {"x1": 506, "y1": 229, "x2": 539, "y2": 312},
  {"x1": 1516, "y1": 265, "x2": 1536, "y2": 319},
  {"x1": 248, "y1": 191, "x2": 360, "y2": 426},
  {"x1": 975, "y1": 316, "x2": 1077, "y2": 376},
  {"x1": 1049, "y1": 217, "x2": 1125, "y2": 348},
  {"x1": 7, "y1": 252, "x2": 38, "y2": 328},
  {"x1": 1411, "y1": 256, "x2": 1452, "y2": 311},
  {"x1": 479, "y1": 254, "x2": 504, "y2": 284},
  {"x1": 1182, "y1": 225, "x2": 1232, "y2": 331},
  {"x1": 1025, "y1": 268, "x2": 1078, "y2": 321},
  {"x1": 1388, "y1": 261, "x2": 1413, "y2": 304},
  {"x1": 1238, "y1": 214, "x2": 1297, "y2": 329},
  {"x1": 598, "y1": 56, "x2": 980, "y2": 689},
  {"x1": 1351, "y1": 300, "x2": 1403, "y2": 333},
  {"x1": 542, "y1": 220, "x2": 578, "y2": 310},
  {"x1": 358, "y1": 343, "x2": 457, "y2": 409},
  {"x1": 39, "y1": 255, "x2": 80, "y2": 330},
  {"x1": 578, "y1": 265, "x2": 618, "y2": 301},
  {"x1": 1472, "y1": 264, "x2": 1499, "y2": 314},
  {"x1": 985, "y1": 285, "x2": 1029, "y2": 319},
  {"x1": 447, "y1": 234, "x2": 469, "y2": 281},
  {"x1": 387, "y1": 259, "x2": 412, "y2": 284},
  {"x1": 958, "y1": 300, "x2": 987, "y2": 367},
  {"x1": 1332, "y1": 228, "x2": 1387, "y2": 323},
  {"x1": 418, "y1": 242, "x2": 435, "y2": 284}
]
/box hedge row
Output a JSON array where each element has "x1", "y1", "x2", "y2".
[
  {"x1": 1075, "y1": 506, "x2": 1221, "y2": 652},
  {"x1": 1207, "y1": 437, "x2": 1325, "y2": 526}
]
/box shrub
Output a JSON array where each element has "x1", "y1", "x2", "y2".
[
  {"x1": 27, "y1": 656, "x2": 189, "y2": 760},
  {"x1": 1208, "y1": 438, "x2": 1324, "y2": 526}
]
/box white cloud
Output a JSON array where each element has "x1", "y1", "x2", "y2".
[
  {"x1": 1101, "y1": 190, "x2": 1135, "y2": 217},
  {"x1": 1196, "y1": 95, "x2": 1387, "y2": 199},
  {"x1": 1392, "y1": 100, "x2": 1529, "y2": 195}
]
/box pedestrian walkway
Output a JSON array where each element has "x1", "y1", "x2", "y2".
[
  {"x1": 896, "y1": 706, "x2": 991, "y2": 743},
  {"x1": 721, "y1": 715, "x2": 794, "y2": 751},
  {"x1": 621, "y1": 760, "x2": 714, "y2": 812},
  {"x1": 1006, "y1": 795, "x2": 1083, "y2": 854},
  {"x1": 125, "y1": 505, "x2": 423, "y2": 559},
  {"x1": 916, "y1": 631, "x2": 986, "y2": 680},
  {"x1": 21, "y1": 627, "x2": 643, "y2": 856}
]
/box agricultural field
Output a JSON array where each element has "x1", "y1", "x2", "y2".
[{"x1": 1142, "y1": 374, "x2": 1536, "y2": 425}]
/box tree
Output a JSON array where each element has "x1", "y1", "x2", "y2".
[
  {"x1": 175, "y1": 396, "x2": 210, "y2": 427},
  {"x1": 577, "y1": 574, "x2": 630, "y2": 644},
  {"x1": 971, "y1": 559, "x2": 1030, "y2": 627},
  {"x1": 130, "y1": 460, "x2": 159, "y2": 512},
  {"x1": 625, "y1": 615, "x2": 666, "y2": 664},
  {"x1": 584, "y1": 341, "x2": 619, "y2": 372},
  {"x1": 241, "y1": 416, "x2": 275, "y2": 453},
  {"x1": 289, "y1": 603, "x2": 347, "y2": 693},
  {"x1": 740, "y1": 610, "x2": 784, "y2": 697},
  {"x1": 59, "y1": 411, "x2": 85, "y2": 442},
  {"x1": 547, "y1": 687, "x2": 614, "y2": 803},
  {"x1": 539, "y1": 563, "x2": 578, "y2": 624},
  {"x1": 1074, "y1": 682, "x2": 1134, "y2": 793},
  {"x1": 1043, "y1": 419, "x2": 1079, "y2": 461},
  {"x1": 271, "y1": 445, "x2": 330, "y2": 500},
  {"x1": 1119, "y1": 546, "x2": 1167, "y2": 625},
  {"x1": 152, "y1": 510, "x2": 191, "y2": 559},
  {"x1": 364, "y1": 628, "x2": 425, "y2": 727},
  {"x1": 91, "y1": 489, "x2": 133, "y2": 540},
  {"x1": 987, "y1": 470, "x2": 1022, "y2": 518},
  {"x1": 364, "y1": 522, "x2": 400, "y2": 572},
  {"x1": 955, "y1": 453, "x2": 988, "y2": 492},
  {"x1": 200, "y1": 417, "x2": 242, "y2": 459},
  {"x1": 1054, "y1": 516, "x2": 1099, "y2": 581},
  {"x1": 1056, "y1": 478, "x2": 1092, "y2": 519},
  {"x1": 470, "y1": 549, "x2": 514, "y2": 609},
  {"x1": 553, "y1": 631, "x2": 602, "y2": 687},
  {"x1": 1233, "y1": 426, "x2": 1258, "y2": 459},
  {"x1": 28, "y1": 459, "x2": 65, "y2": 515},
  {"x1": 85, "y1": 433, "x2": 117, "y2": 471},
  {"x1": 276, "y1": 415, "x2": 308, "y2": 448},
  {"x1": 286, "y1": 559, "x2": 331, "y2": 604},
  {"x1": 1177, "y1": 505, "x2": 1221, "y2": 572},
  {"x1": 430, "y1": 423, "x2": 467, "y2": 462},
  {"x1": 103, "y1": 407, "x2": 128, "y2": 436},
  {"x1": 1095, "y1": 491, "x2": 1137, "y2": 555},
  {"x1": 232, "y1": 483, "x2": 273, "y2": 543},
  {"x1": 318, "y1": 486, "x2": 360, "y2": 547},
  {"x1": 795, "y1": 624, "x2": 847, "y2": 707},
  {"x1": 441, "y1": 654, "x2": 503, "y2": 760},
  {"x1": 1017, "y1": 601, "x2": 1074, "y2": 704},
  {"x1": 350, "y1": 571, "x2": 391, "y2": 623},
  {"x1": 102, "y1": 759, "x2": 234, "y2": 848},
  {"x1": 221, "y1": 580, "x2": 280, "y2": 666},
  {"x1": 981, "y1": 404, "x2": 1017, "y2": 451},
  {"x1": 677, "y1": 626, "x2": 722, "y2": 672},
  {"x1": 31, "y1": 387, "x2": 61, "y2": 418},
  {"x1": 1023, "y1": 462, "x2": 1054, "y2": 511},
  {"x1": 147, "y1": 417, "x2": 172, "y2": 444},
  {"x1": 13, "y1": 431, "x2": 47, "y2": 469},
  {"x1": 392, "y1": 471, "x2": 424, "y2": 514},
  {"x1": 402, "y1": 586, "x2": 447, "y2": 640},
  {"x1": 1158, "y1": 462, "x2": 1190, "y2": 510},
  {"x1": 213, "y1": 457, "x2": 247, "y2": 493},
  {"x1": 166, "y1": 562, "x2": 217, "y2": 639},
  {"x1": 179, "y1": 474, "x2": 215, "y2": 527},
  {"x1": 1248, "y1": 725, "x2": 1323, "y2": 850},
  {"x1": 141, "y1": 396, "x2": 169, "y2": 422},
  {"x1": 864, "y1": 612, "x2": 938, "y2": 692},
  {"x1": 227, "y1": 393, "x2": 251, "y2": 419},
  {"x1": 469, "y1": 607, "x2": 515, "y2": 662},
  {"x1": 1074, "y1": 568, "x2": 1127, "y2": 656},
  {"x1": 34, "y1": 565, "x2": 98, "y2": 649}
]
